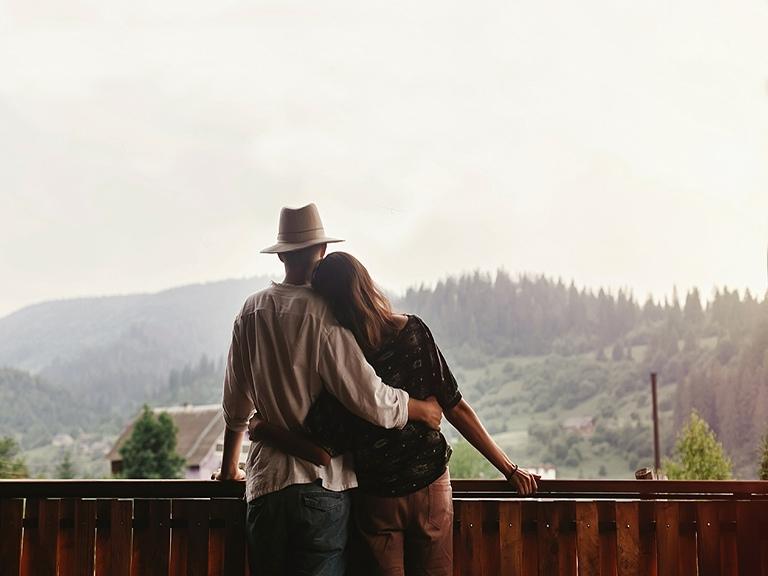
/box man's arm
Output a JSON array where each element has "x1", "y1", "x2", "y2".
[
  {"x1": 318, "y1": 326, "x2": 442, "y2": 429},
  {"x1": 249, "y1": 415, "x2": 332, "y2": 467},
  {"x1": 215, "y1": 319, "x2": 252, "y2": 482},
  {"x1": 213, "y1": 427, "x2": 246, "y2": 481}
]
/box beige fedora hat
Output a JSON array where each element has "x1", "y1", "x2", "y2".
[{"x1": 261, "y1": 203, "x2": 343, "y2": 254}]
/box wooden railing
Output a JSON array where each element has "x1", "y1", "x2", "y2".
[{"x1": 1, "y1": 479, "x2": 767, "y2": 575}]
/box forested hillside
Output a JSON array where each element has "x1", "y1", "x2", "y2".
[
  {"x1": 0, "y1": 276, "x2": 272, "y2": 431},
  {"x1": 2, "y1": 271, "x2": 766, "y2": 477},
  {"x1": 401, "y1": 272, "x2": 768, "y2": 476}
]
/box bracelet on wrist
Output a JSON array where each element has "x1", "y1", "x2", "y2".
[{"x1": 507, "y1": 463, "x2": 519, "y2": 479}]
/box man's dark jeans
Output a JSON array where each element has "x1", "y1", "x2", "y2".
[{"x1": 246, "y1": 481, "x2": 351, "y2": 576}]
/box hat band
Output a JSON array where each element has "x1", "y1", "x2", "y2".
[{"x1": 277, "y1": 227, "x2": 327, "y2": 243}]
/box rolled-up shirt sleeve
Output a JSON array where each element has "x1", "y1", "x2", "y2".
[
  {"x1": 318, "y1": 325, "x2": 409, "y2": 429},
  {"x1": 222, "y1": 319, "x2": 254, "y2": 432}
]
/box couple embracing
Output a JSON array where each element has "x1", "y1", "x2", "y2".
[{"x1": 215, "y1": 204, "x2": 538, "y2": 575}]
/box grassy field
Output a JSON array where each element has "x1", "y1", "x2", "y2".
[{"x1": 444, "y1": 347, "x2": 676, "y2": 480}]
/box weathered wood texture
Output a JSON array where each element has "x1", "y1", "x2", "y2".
[
  {"x1": 2, "y1": 485, "x2": 768, "y2": 575},
  {"x1": 2, "y1": 497, "x2": 247, "y2": 576}
]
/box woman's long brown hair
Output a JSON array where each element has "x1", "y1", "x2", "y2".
[{"x1": 311, "y1": 252, "x2": 399, "y2": 354}]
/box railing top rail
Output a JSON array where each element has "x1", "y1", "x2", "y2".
[{"x1": 0, "y1": 479, "x2": 766, "y2": 499}]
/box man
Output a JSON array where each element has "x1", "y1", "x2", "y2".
[{"x1": 214, "y1": 203, "x2": 442, "y2": 575}]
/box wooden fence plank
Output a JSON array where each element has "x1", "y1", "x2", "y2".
[
  {"x1": 482, "y1": 500, "x2": 500, "y2": 576},
  {"x1": 0, "y1": 498, "x2": 24, "y2": 576},
  {"x1": 208, "y1": 500, "x2": 225, "y2": 576},
  {"x1": 558, "y1": 502, "x2": 577, "y2": 576},
  {"x1": 597, "y1": 502, "x2": 617, "y2": 576},
  {"x1": 696, "y1": 501, "x2": 721, "y2": 576},
  {"x1": 615, "y1": 502, "x2": 640, "y2": 576},
  {"x1": 575, "y1": 502, "x2": 599, "y2": 576},
  {"x1": 737, "y1": 500, "x2": 761, "y2": 576},
  {"x1": 656, "y1": 501, "x2": 680, "y2": 576},
  {"x1": 131, "y1": 499, "x2": 170, "y2": 576},
  {"x1": 761, "y1": 502, "x2": 768, "y2": 576},
  {"x1": 170, "y1": 499, "x2": 209, "y2": 576},
  {"x1": 453, "y1": 500, "x2": 463, "y2": 576},
  {"x1": 538, "y1": 501, "x2": 560, "y2": 576},
  {"x1": 20, "y1": 498, "x2": 59, "y2": 576},
  {"x1": 678, "y1": 502, "x2": 698, "y2": 576},
  {"x1": 498, "y1": 501, "x2": 522, "y2": 576},
  {"x1": 637, "y1": 501, "x2": 657, "y2": 576},
  {"x1": 522, "y1": 501, "x2": 539, "y2": 576},
  {"x1": 57, "y1": 499, "x2": 76, "y2": 575},
  {"x1": 74, "y1": 499, "x2": 97, "y2": 576},
  {"x1": 720, "y1": 501, "x2": 738, "y2": 576},
  {"x1": 95, "y1": 499, "x2": 132, "y2": 576},
  {"x1": 458, "y1": 500, "x2": 484, "y2": 576}
]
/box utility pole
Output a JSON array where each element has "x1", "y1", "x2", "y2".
[{"x1": 651, "y1": 372, "x2": 661, "y2": 474}]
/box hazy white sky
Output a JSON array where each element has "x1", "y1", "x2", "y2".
[{"x1": 2, "y1": 0, "x2": 767, "y2": 318}]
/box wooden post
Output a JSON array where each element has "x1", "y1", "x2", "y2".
[{"x1": 651, "y1": 373, "x2": 661, "y2": 474}]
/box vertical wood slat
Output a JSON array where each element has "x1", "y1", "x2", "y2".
[
  {"x1": 96, "y1": 499, "x2": 132, "y2": 576},
  {"x1": 481, "y1": 501, "x2": 500, "y2": 576},
  {"x1": 131, "y1": 499, "x2": 170, "y2": 576},
  {"x1": 720, "y1": 501, "x2": 738, "y2": 576},
  {"x1": 696, "y1": 501, "x2": 721, "y2": 576},
  {"x1": 537, "y1": 502, "x2": 560, "y2": 576},
  {"x1": 522, "y1": 502, "x2": 539, "y2": 576},
  {"x1": 762, "y1": 503, "x2": 768, "y2": 576},
  {"x1": 678, "y1": 502, "x2": 698, "y2": 576},
  {"x1": 637, "y1": 501, "x2": 657, "y2": 576},
  {"x1": 655, "y1": 501, "x2": 680, "y2": 576},
  {"x1": 57, "y1": 499, "x2": 96, "y2": 576},
  {"x1": 498, "y1": 501, "x2": 522, "y2": 576},
  {"x1": 20, "y1": 498, "x2": 59, "y2": 576},
  {"x1": 458, "y1": 500, "x2": 484, "y2": 576},
  {"x1": 170, "y1": 499, "x2": 210, "y2": 576},
  {"x1": 615, "y1": 502, "x2": 640, "y2": 576},
  {"x1": 57, "y1": 499, "x2": 76, "y2": 575},
  {"x1": 575, "y1": 502, "x2": 599, "y2": 576},
  {"x1": 558, "y1": 502, "x2": 577, "y2": 576},
  {"x1": 598, "y1": 502, "x2": 618, "y2": 576},
  {"x1": 736, "y1": 500, "x2": 761, "y2": 576},
  {"x1": 0, "y1": 498, "x2": 24, "y2": 576},
  {"x1": 453, "y1": 500, "x2": 463, "y2": 576}
]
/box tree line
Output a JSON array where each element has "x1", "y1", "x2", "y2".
[{"x1": 401, "y1": 271, "x2": 768, "y2": 476}]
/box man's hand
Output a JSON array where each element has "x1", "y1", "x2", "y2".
[
  {"x1": 506, "y1": 466, "x2": 539, "y2": 496},
  {"x1": 211, "y1": 467, "x2": 246, "y2": 481},
  {"x1": 409, "y1": 396, "x2": 443, "y2": 430}
]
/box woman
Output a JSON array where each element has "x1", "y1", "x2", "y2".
[{"x1": 249, "y1": 252, "x2": 538, "y2": 575}]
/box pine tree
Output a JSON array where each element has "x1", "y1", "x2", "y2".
[
  {"x1": 56, "y1": 450, "x2": 76, "y2": 479},
  {"x1": 758, "y1": 431, "x2": 768, "y2": 481},
  {"x1": 664, "y1": 411, "x2": 732, "y2": 480},
  {"x1": 118, "y1": 405, "x2": 185, "y2": 478},
  {"x1": 0, "y1": 436, "x2": 28, "y2": 478}
]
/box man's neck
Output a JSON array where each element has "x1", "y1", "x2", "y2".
[{"x1": 283, "y1": 269, "x2": 313, "y2": 286}]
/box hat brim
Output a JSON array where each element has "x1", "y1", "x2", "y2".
[{"x1": 260, "y1": 237, "x2": 343, "y2": 254}]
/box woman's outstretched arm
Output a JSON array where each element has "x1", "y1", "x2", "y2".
[
  {"x1": 445, "y1": 399, "x2": 538, "y2": 495},
  {"x1": 248, "y1": 416, "x2": 332, "y2": 467}
]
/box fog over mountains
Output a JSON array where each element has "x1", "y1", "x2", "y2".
[{"x1": 2, "y1": 272, "x2": 767, "y2": 479}]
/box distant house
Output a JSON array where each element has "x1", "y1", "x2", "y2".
[
  {"x1": 562, "y1": 416, "x2": 596, "y2": 436},
  {"x1": 108, "y1": 404, "x2": 250, "y2": 479}
]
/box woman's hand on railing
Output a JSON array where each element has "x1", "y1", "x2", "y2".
[{"x1": 505, "y1": 465, "x2": 539, "y2": 496}]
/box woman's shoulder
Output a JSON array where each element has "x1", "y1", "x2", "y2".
[{"x1": 391, "y1": 314, "x2": 410, "y2": 331}]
